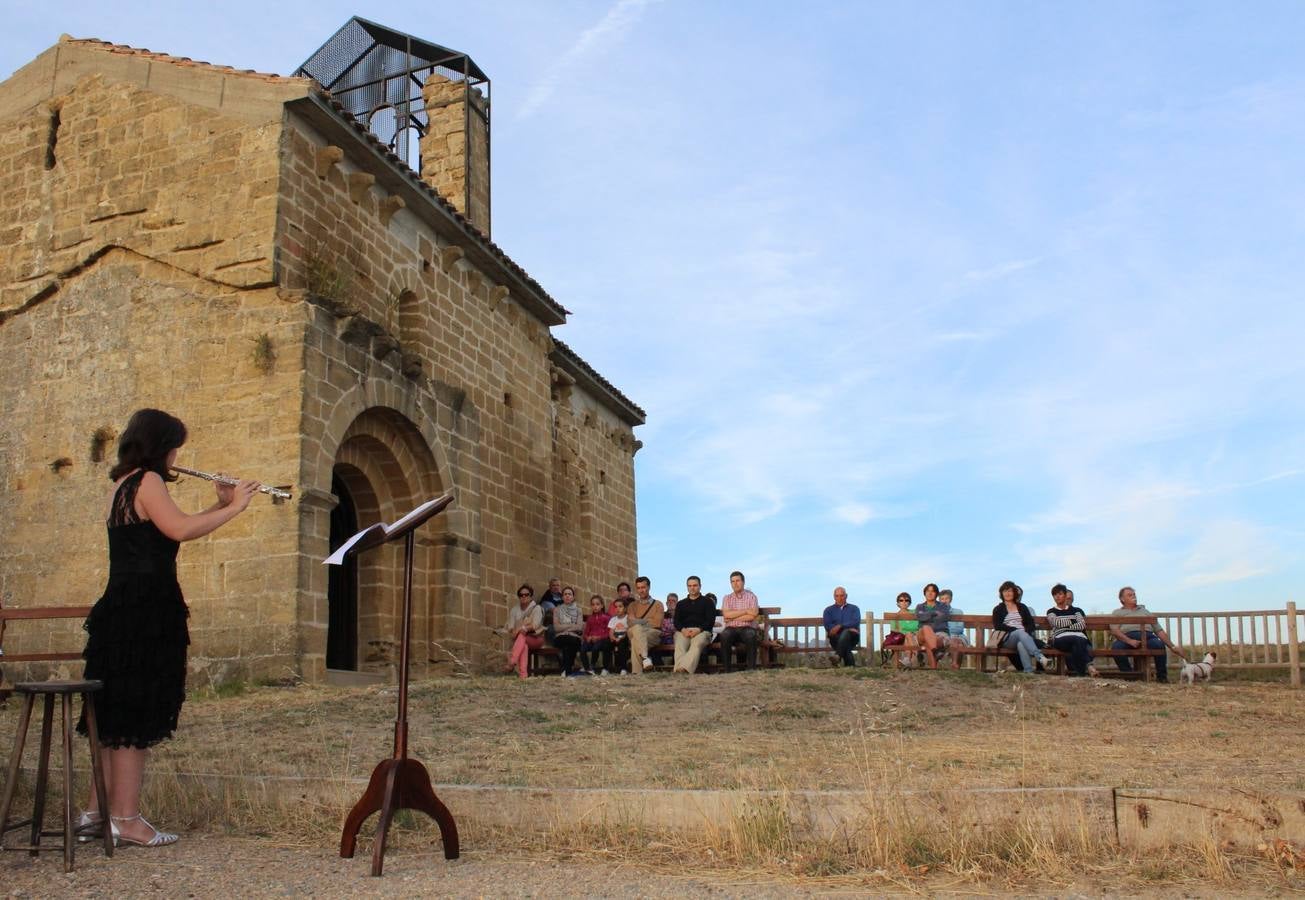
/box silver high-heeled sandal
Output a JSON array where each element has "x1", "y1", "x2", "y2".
[
  {"x1": 75, "y1": 810, "x2": 103, "y2": 843},
  {"x1": 109, "y1": 813, "x2": 179, "y2": 847}
]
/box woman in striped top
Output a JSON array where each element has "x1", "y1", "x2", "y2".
[{"x1": 1046, "y1": 583, "x2": 1097, "y2": 677}]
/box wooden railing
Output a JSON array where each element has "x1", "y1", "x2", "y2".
[{"x1": 859, "y1": 603, "x2": 1301, "y2": 687}]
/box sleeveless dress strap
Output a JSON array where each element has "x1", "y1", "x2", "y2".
[{"x1": 108, "y1": 471, "x2": 147, "y2": 527}]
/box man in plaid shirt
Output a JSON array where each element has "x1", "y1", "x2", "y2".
[{"x1": 718, "y1": 570, "x2": 761, "y2": 672}]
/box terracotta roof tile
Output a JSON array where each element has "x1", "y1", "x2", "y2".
[{"x1": 60, "y1": 35, "x2": 304, "y2": 84}]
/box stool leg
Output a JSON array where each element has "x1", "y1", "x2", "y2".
[
  {"x1": 0, "y1": 692, "x2": 36, "y2": 848},
  {"x1": 61, "y1": 692, "x2": 75, "y2": 872},
  {"x1": 82, "y1": 694, "x2": 113, "y2": 858},
  {"x1": 29, "y1": 693, "x2": 55, "y2": 856}
]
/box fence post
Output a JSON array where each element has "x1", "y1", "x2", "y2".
[
  {"x1": 866, "y1": 612, "x2": 875, "y2": 652},
  {"x1": 1287, "y1": 601, "x2": 1301, "y2": 689}
]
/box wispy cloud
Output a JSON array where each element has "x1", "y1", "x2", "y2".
[
  {"x1": 962, "y1": 257, "x2": 1042, "y2": 282},
  {"x1": 517, "y1": 0, "x2": 660, "y2": 118}
]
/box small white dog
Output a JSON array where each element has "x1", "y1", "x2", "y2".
[{"x1": 1179, "y1": 651, "x2": 1217, "y2": 685}]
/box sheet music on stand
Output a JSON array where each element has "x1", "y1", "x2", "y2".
[{"x1": 324, "y1": 495, "x2": 453, "y2": 565}]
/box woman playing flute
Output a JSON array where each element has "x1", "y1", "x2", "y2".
[{"x1": 76, "y1": 408, "x2": 259, "y2": 847}]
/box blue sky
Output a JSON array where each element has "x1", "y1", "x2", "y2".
[{"x1": 7, "y1": 2, "x2": 1304, "y2": 617}]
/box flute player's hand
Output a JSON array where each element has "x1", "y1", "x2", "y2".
[
  {"x1": 229, "y1": 479, "x2": 260, "y2": 513},
  {"x1": 215, "y1": 477, "x2": 236, "y2": 507}
]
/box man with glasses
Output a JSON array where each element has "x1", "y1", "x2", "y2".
[{"x1": 823, "y1": 586, "x2": 861, "y2": 667}]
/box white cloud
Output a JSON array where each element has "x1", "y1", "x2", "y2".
[
  {"x1": 832, "y1": 502, "x2": 876, "y2": 526},
  {"x1": 962, "y1": 257, "x2": 1042, "y2": 282},
  {"x1": 517, "y1": 0, "x2": 660, "y2": 118}
]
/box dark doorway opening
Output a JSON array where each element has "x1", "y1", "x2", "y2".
[{"x1": 327, "y1": 471, "x2": 359, "y2": 670}]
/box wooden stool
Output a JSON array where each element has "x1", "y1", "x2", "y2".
[{"x1": 0, "y1": 680, "x2": 114, "y2": 871}]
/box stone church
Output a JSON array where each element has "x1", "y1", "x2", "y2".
[{"x1": 0, "y1": 19, "x2": 643, "y2": 684}]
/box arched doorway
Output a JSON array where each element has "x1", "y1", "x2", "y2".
[{"x1": 327, "y1": 471, "x2": 360, "y2": 670}]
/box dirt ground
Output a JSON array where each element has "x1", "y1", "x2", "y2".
[
  {"x1": 0, "y1": 836, "x2": 1297, "y2": 898},
  {"x1": 2, "y1": 667, "x2": 1302, "y2": 895},
  {"x1": 122, "y1": 666, "x2": 1305, "y2": 794}
]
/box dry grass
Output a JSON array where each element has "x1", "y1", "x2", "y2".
[{"x1": 2, "y1": 667, "x2": 1302, "y2": 891}]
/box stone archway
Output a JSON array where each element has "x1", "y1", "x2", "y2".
[{"x1": 300, "y1": 381, "x2": 482, "y2": 681}]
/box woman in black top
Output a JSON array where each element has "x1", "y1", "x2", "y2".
[
  {"x1": 78, "y1": 409, "x2": 258, "y2": 848},
  {"x1": 991, "y1": 581, "x2": 1052, "y2": 674}
]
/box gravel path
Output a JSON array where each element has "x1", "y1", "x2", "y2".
[{"x1": 1, "y1": 836, "x2": 825, "y2": 898}]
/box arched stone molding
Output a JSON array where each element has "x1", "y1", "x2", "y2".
[{"x1": 298, "y1": 378, "x2": 484, "y2": 679}]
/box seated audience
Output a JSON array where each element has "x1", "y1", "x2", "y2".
[
  {"x1": 580, "y1": 594, "x2": 612, "y2": 675},
  {"x1": 936, "y1": 589, "x2": 971, "y2": 667},
  {"x1": 503, "y1": 583, "x2": 544, "y2": 679},
  {"x1": 608, "y1": 597, "x2": 631, "y2": 674},
  {"x1": 625, "y1": 576, "x2": 666, "y2": 674},
  {"x1": 719, "y1": 571, "x2": 761, "y2": 672},
  {"x1": 673, "y1": 577, "x2": 716, "y2": 673},
  {"x1": 550, "y1": 586, "x2": 584, "y2": 676},
  {"x1": 609, "y1": 582, "x2": 632, "y2": 616},
  {"x1": 1110, "y1": 586, "x2": 1185, "y2": 683},
  {"x1": 823, "y1": 586, "x2": 860, "y2": 667},
  {"x1": 889, "y1": 592, "x2": 919, "y2": 667},
  {"x1": 914, "y1": 583, "x2": 950, "y2": 669},
  {"x1": 655, "y1": 592, "x2": 679, "y2": 664},
  {"x1": 1046, "y1": 583, "x2": 1096, "y2": 677},
  {"x1": 991, "y1": 581, "x2": 1053, "y2": 674}
]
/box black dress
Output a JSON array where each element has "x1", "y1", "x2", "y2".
[{"x1": 77, "y1": 470, "x2": 190, "y2": 749}]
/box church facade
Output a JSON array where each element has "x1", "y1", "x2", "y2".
[{"x1": 0, "y1": 30, "x2": 643, "y2": 683}]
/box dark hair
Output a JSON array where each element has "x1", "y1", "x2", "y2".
[
  {"x1": 896, "y1": 592, "x2": 911, "y2": 603},
  {"x1": 998, "y1": 581, "x2": 1022, "y2": 600},
  {"x1": 516, "y1": 583, "x2": 534, "y2": 598},
  {"x1": 1051, "y1": 583, "x2": 1068, "y2": 596},
  {"x1": 923, "y1": 583, "x2": 939, "y2": 595},
  {"x1": 729, "y1": 570, "x2": 745, "y2": 582},
  {"x1": 616, "y1": 581, "x2": 631, "y2": 592},
  {"x1": 614, "y1": 596, "x2": 629, "y2": 609},
  {"x1": 635, "y1": 576, "x2": 650, "y2": 587},
  {"x1": 589, "y1": 594, "x2": 604, "y2": 605},
  {"x1": 110, "y1": 409, "x2": 187, "y2": 482},
  {"x1": 686, "y1": 575, "x2": 700, "y2": 584},
  {"x1": 1118, "y1": 585, "x2": 1134, "y2": 600},
  {"x1": 939, "y1": 589, "x2": 953, "y2": 600},
  {"x1": 704, "y1": 592, "x2": 717, "y2": 602},
  {"x1": 562, "y1": 585, "x2": 577, "y2": 598}
]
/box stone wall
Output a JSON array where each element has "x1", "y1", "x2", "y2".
[
  {"x1": 418, "y1": 74, "x2": 490, "y2": 235},
  {"x1": 278, "y1": 110, "x2": 639, "y2": 671},
  {"x1": 0, "y1": 70, "x2": 304, "y2": 686},
  {"x1": 550, "y1": 383, "x2": 640, "y2": 598}
]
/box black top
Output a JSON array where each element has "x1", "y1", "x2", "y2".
[
  {"x1": 991, "y1": 601, "x2": 1038, "y2": 634},
  {"x1": 674, "y1": 595, "x2": 716, "y2": 632}
]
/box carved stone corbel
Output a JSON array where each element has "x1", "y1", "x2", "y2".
[
  {"x1": 347, "y1": 172, "x2": 375, "y2": 203},
  {"x1": 315, "y1": 145, "x2": 344, "y2": 178}
]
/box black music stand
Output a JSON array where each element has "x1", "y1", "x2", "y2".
[{"x1": 336, "y1": 493, "x2": 459, "y2": 876}]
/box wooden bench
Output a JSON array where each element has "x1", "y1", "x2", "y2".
[
  {"x1": 879, "y1": 612, "x2": 1168, "y2": 680},
  {"x1": 527, "y1": 607, "x2": 785, "y2": 675},
  {"x1": 0, "y1": 598, "x2": 92, "y2": 703}
]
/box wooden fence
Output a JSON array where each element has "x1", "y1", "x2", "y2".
[{"x1": 770, "y1": 602, "x2": 1302, "y2": 687}]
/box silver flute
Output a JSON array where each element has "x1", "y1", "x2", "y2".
[{"x1": 171, "y1": 465, "x2": 293, "y2": 502}]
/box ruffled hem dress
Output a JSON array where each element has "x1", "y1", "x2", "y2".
[{"x1": 76, "y1": 470, "x2": 190, "y2": 749}]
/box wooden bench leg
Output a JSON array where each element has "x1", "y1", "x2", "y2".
[{"x1": 29, "y1": 694, "x2": 55, "y2": 856}]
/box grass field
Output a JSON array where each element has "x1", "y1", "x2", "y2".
[{"x1": 2, "y1": 666, "x2": 1302, "y2": 892}]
